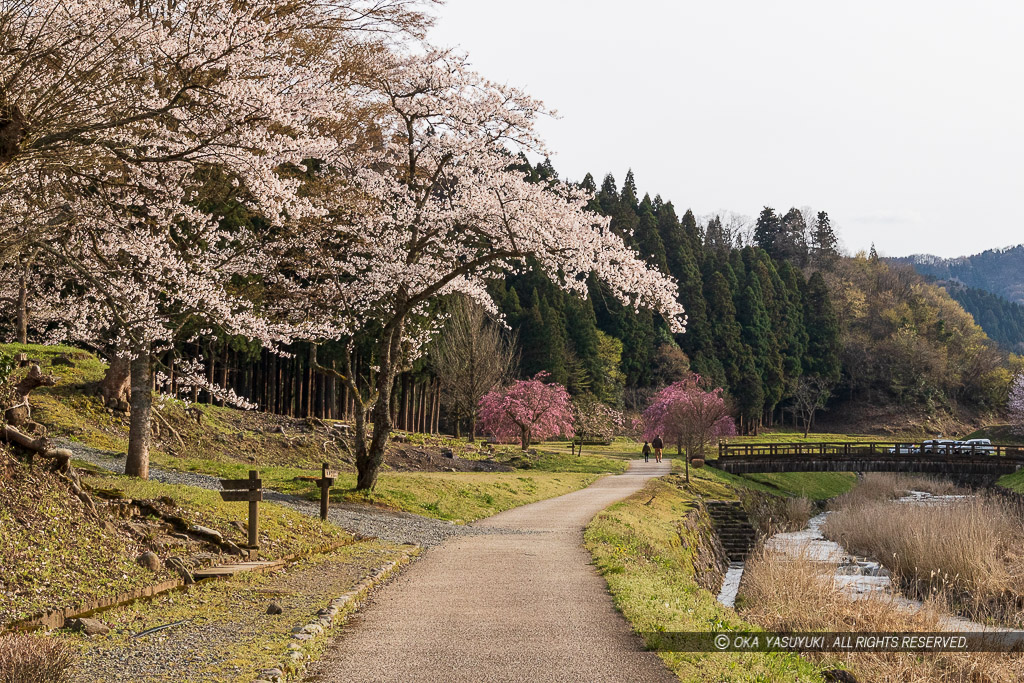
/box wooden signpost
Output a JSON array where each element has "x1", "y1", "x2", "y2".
[
  {"x1": 319, "y1": 462, "x2": 340, "y2": 521},
  {"x1": 219, "y1": 470, "x2": 262, "y2": 553}
]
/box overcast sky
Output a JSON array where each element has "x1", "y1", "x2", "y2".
[{"x1": 430, "y1": 0, "x2": 1024, "y2": 258}]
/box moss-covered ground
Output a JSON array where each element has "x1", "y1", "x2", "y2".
[{"x1": 0, "y1": 456, "x2": 351, "y2": 625}]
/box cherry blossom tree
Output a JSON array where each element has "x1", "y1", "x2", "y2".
[
  {"x1": 571, "y1": 395, "x2": 623, "y2": 455},
  {"x1": 1, "y1": 0, "x2": 432, "y2": 478},
  {"x1": 643, "y1": 374, "x2": 735, "y2": 482},
  {"x1": 478, "y1": 373, "x2": 573, "y2": 451},
  {"x1": 1009, "y1": 373, "x2": 1024, "y2": 436},
  {"x1": 280, "y1": 49, "x2": 686, "y2": 489}
]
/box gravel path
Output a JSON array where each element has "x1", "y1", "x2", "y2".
[
  {"x1": 309, "y1": 460, "x2": 676, "y2": 683},
  {"x1": 59, "y1": 438, "x2": 520, "y2": 547}
]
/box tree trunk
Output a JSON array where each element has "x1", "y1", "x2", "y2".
[
  {"x1": 358, "y1": 318, "x2": 405, "y2": 490},
  {"x1": 16, "y1": 263, "x2": 28, "y2": 344},
  {"x1": 125, "y1": 345, "x2": 152, "y2": 479},
  {"x1": 520, "y1": 427, "x2": 530, "y2": 451},
  {"x1": 469, "y1": 412, "x2": 477, "y2": 443}
]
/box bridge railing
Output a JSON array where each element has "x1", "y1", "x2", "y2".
[{"x1": 717, "y1": 442, "x2": 1024, "y2": 459}]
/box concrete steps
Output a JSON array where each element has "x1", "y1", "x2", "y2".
[{"x1": 705, "y1": 500, "x2": 756, "y2": 562}]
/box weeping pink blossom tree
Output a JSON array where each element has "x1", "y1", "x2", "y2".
[
  {"x1": 643, "y1": 374, "x2": 736, "y2": 481},
  {"x1": 1010, "y1": 374, "x2": 1024, "y2": 436},
  {"x1": 478, "y1": 373, "x2": 573, "y2": 451}
]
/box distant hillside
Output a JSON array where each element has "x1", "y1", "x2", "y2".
[
  {"x1": 943, "y1": 283, "x2": 1024, "y2": 354},
  {"x1": 890, "y1": 245, "x2": 1024, "y2": 305}
]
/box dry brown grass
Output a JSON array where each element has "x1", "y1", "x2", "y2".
[
  {"x1": 827, "y1": 472, "x2": 961, "y2": 511},
  {"x1": 739, "y1": 548, "x2": 1024, "y2": 682},
  {"x1": 0, "y1": 633, "x2": 74, "y2": 683},
  {"x1": 742, "y1": 492, "x2": 814, "y2": 535},
  {"x1": 823, "y1": 494, "x2": 1024, "y2": 626}
]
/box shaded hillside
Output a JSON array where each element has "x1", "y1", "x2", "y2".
[
  {"x1": 943, "y1": 283, "x2": 1024, "y2": 354},
  {"x1": 892, "y1": 245, "x2": 1024, "y2": 305}
]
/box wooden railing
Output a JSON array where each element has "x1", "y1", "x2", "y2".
[{"x1": 717, "y1": 442, "x2": 1024, "y2": 459}]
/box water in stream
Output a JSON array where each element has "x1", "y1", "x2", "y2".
[{"x1": 715, "y1": 490, "x2": 1017, "y2": 632}]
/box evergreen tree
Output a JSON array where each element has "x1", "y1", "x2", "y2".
[
  {"x1": 810, "y1": 210, "x2": 840, "y2": 267},
  {"x1": 635, "y1": 197, "x2": 668, "y2": 272},
  {"x1": 704, "y1": 215, "x2": 732, "y2": 257},
  {"x1": 754, "y1": 207, "x2": 781, "y2": 258},
  {"x1": 802, "y1": 271, "x2": 842, "y2": 384},
  {"x1": 778, "y1": 207, "x2": 809, "y2": 265},
  {"x1": 620, "y1": 169, "x2": 639, "y2": 211}
]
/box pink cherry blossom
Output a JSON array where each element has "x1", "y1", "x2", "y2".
[{"x1": 478, "y1": 373, "x2": 573, "y2": 450}]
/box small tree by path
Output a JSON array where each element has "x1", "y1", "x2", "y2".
[
  {"x1": 478, "y1": 373, "x2": 573, "y2": 450},
  {"x1": 432, "y1": 297, "x2": 518, "y2": 441},
  {"x1": 792, "y1": 375, "x2": 834, "y2": 437},
  {"x1": 571, "y1": 395, "x2": 623, "y2": 455},
  {"x1": 643, "y1": 374, "x2": 735, "y2": 482}
]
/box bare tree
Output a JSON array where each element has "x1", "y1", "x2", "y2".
[
  {"x1": 793, "y1": 375, "x2": 833, "y2": 437},
  {"x1": 432, "y1": 297, "x2": 518, "y2": 441}
]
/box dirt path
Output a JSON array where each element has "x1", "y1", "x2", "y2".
[{"x1": 309, "y1": 460, "x2": 676, "y2": 683}]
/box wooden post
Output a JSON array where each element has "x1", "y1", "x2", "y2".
[
  {"x1": 248, "y1": 470, "x2": 259, "y2": 550},
  {"x1": 320, "y1": 462, "x2": 330, "y2": 521},
  {"x1": 319, "y1": 462, "x2": 339, "y2": 521}
]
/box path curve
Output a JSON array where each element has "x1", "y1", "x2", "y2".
[{"x1": 310, "y1": 460, "x2": 676, "y2": 683}]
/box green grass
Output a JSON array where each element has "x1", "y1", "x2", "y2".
[
  {"x1": 998, "y1": 468, "x2": 1024, "y2": 494},
  {"x1": 584, "y1": 475, "x2": 824, "y2": 682},
  {"x1": 125, "y1": 452, "x2": 604, "y2": 523},
  {"x1": 966, "y1": 424, "x2": 1024, "y2": 446},
  {"x1": 0, "y1": 458, "x2": 349, "y2": 626}
]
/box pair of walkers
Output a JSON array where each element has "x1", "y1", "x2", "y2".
[{"x1": 641, "y1": 435, "x2": 664, "y2": 463}]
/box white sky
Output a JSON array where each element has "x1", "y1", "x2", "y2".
[{"x1": 430, "y1": 0, "x2": 1024, "y2": 258}]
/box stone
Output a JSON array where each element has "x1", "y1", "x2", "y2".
[
  {"x1": 287, "y1": 643, "x2": 303, "y2": 651},
  {"x1": 259, "y1": 669, "x2": 283, "y2": 682},
  {"x1": 188, "y1": 525, "x2": 224, "y2": 543},
  {"x1": 66, "y1": 618, "x2": 109, "y2": 636},
  {"x1": 441, "y1": 448, "x2": 455, "y2": 458},
  {"x1": 266, "y1": 602, "x2": 283, "y2": 615},
  {"x1": 293, "y1": 633, "x2": 313, "y2": 641},
  {"x1": 137, "y1": 551, "x2": 161, "y2": 571},
  {"x1": 301, "y1": 623, "x2": 323, "y2": 635}
]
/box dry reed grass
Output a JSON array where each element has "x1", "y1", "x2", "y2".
[
  {"x1": 742, "y1": 492, "x2": 814, "y2": 535},
  {"x1": 827, "y1": 472, "x2": 961, "y2": 511},
  {"x1": 0, "y1": 633, "x2": 74, "y2": 683},
  {"x1": 739, "y1": 547, "x2": 1024, "y2": 682},
  {"x1": 823, "y1": 493, "x2": 1024, "y2": 626}
]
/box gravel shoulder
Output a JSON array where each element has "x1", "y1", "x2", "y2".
[
  {"x1": 65, "y1": 541, "x2": 409, "y2": 682},
  {"x1": 309, "y1": 460, "x2": 676, "y2": 683}
]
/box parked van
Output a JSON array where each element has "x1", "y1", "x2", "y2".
[{"x1": 955, "y1": 438, "x2": 995, "y2": 454}]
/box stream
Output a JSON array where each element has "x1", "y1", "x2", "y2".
[{"x1": 715, "y1": 491, "x2": 1014, "y2": 631}]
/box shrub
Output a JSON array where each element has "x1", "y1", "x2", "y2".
[{"x1": 0, "y1": 633, "x2": 75, "y2": 683}]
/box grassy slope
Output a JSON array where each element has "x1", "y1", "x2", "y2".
[
  {"x1": 6, "y1": 343, "x2": 624, "y2": 522},
  {"x1": 0, "y1": 458, "x2": 351, "y2": 625},
  {"x1": 585, "y1": 474, "x2": 822, "y2": 682}
]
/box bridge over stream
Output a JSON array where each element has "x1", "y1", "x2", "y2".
[{"x1": 714, "y1": 442, "x2": 1024, "y2": 476}]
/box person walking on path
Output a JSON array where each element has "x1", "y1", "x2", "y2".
[
  {"x1": 651, "y1": 435, "x2": 664, "y2": 463},
  {"x1": 642, "y1": 441, "x2": 651, "y2": 463}
]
